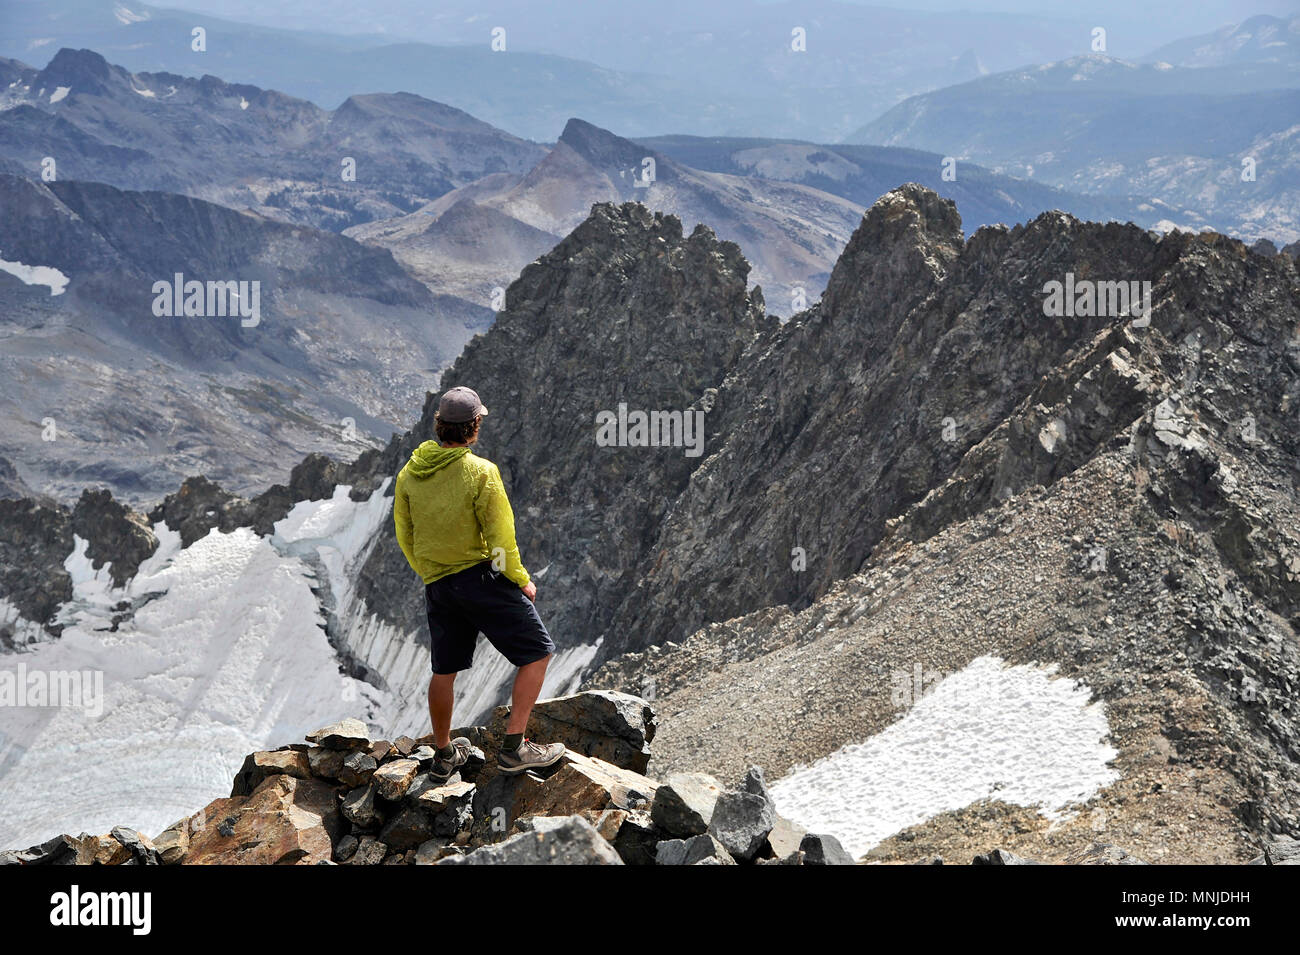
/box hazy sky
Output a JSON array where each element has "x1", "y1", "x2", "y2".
[{"x1": 147, "y1": 0, "x2": 1300, "y2": 51}]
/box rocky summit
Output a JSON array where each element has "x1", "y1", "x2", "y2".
[{"x1": 0, "y1": 691, "x2": 850, "y2": 866}]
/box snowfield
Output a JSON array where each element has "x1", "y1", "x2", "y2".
[
  {"x1": 0, "y1": 522, "x2": 381, "y2": 849},
  {"x1": 770, "y1": 655, "x2": 1120, "y2": 858}
]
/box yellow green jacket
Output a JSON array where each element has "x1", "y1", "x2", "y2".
[{"x1": 393, "y1": 442, "x2": 530, "y2": 588}]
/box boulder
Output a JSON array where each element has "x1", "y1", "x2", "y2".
[
  {"x1": 110, "y1": 826, "x2": 159, "y2": 865},
  {"x1": 473, "y1": 751, "x2": 656, "y2": 840},
  {"x1": 415, "y1": 780, "x2": 476, "y2": 814},
  {"x1": 340, "y1": 782, "x2": 384, "y2": 829},
  {"x1": 708, "y1": 767, "x2": 776, "y2": 861},
  {"x1": 305, "y1": 718, "x2": 371, "y2": 750},
  {"x1": 1, "y1": 834, "x2": 85, "y2": 865},
  {"x1": 373, "y1": 758, "x2": 420, "y2": 800},
  {"x1": 590, "y1": 809, "x2": 629, "y2": 843},
  {"x1": 438, "y1": 816, "x2": 624, "y2": 865},
  {"x1": 656, "y1": 833, "x2": 736, "y2": 865},
  {"x1": 334, "y1": 834, "x2": 359, "y2": 862},
  {"x1": 338, "y1": 751, "x2": 378, "y2": 788},
  {"x1": 800, "y1": 832, "x2": 856, "y2": 865},
  {"x1": 612, "y1": 809, "x2": 661, "y2": 866},
  {"x1": 379, "y1": 807, "x2": 435, "y2": 851},
  {"x1": 151, "y1": 820, "x2": 191, "y2": 865},
  {"x1": 231, "y1": 749, "x2": 311, "y2": 797},
  {"x1": 485, "y1": 691, "x2": 656, "y2": 773},
  {"x1": 307, "y1": 746, "x2": 348, "y2": 780},
  {"x1": 650, "y1": 772, "x2": 723, "y2": 837},
  {"x1": 3, "y1": 826, "x2": 165, "y2": 866},
  {"x1": 185, "y1": 775, "x2": 343, "y2": 865}
]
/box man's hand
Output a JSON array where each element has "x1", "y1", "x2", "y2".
[{"x1": 522, "y1": 581, "x2": 537, "y2": 602}]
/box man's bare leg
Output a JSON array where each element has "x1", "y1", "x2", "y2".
[
  {"x1": 428, "y1": 672, "x2": 457, "y2": 749},
  {"x1": 506, "y1": 654, "x2": 551, "y2": 735}
]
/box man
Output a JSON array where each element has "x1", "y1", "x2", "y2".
[{"x1": 394, "y1": 385, "x2": 565, "y2": 783}]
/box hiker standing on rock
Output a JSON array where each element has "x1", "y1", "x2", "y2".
[{"x1": 394, "y1": 386, "x2": 565, "y2": 783}]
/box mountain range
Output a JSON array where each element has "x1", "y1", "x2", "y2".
[
  {"x1": 851, "y1": 35, "x2": 1300, "y2": 242},
  {"x1": 0, "y1": 172, "x2": 490, "y2": 501}
]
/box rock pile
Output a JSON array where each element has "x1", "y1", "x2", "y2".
[{"x1": 0, "y1": 690, "x2": 854, "y2": 866}]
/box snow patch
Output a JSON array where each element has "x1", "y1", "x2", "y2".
[
  {"x1": 49, "y1": 86, "x2": 70, "y2": 104},
  {"x1": 114, "y1": 4, "x2": 150, "y2": 24},
  {"x1": 770, "y1": 656, "x2": 1119, "y2": 859},
  {"x1": 0, "y1": 254, "x2": 69, "y2": 296}
]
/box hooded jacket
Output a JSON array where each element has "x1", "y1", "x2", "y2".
[{"x1": 393, "y1": 441, "x2": 530, "y2": 588}]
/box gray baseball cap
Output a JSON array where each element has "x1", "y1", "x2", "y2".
[{"x1": 437, "y1": 386, "x2": 489, "y2": 423}]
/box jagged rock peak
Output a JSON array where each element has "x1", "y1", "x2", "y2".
[
  {"x1": 821, "y1": 183, "x2": 964, "y2": 320},
  {"x1": 37, "y1": 48, "x2": 119, "y2": 94}
]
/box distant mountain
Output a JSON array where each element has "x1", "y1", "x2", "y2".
[
  {"x1": 848, "y1": 54, "x2": 1300, "y2": 242},
  {"x1": 1141, "y1": 13, "x2": 1300, "y2": 82},
  {"x1": 0, "y1": 0, "x2": 1093, "y2": 142},
  {"x1": 0, "y1": 47, "x2": 545, "y2": 231},
  {"x1": 346, "y1": 118, "x2": 867, "y2": 311},
  {"x1": 0, "y1": 174, "x2": 490, "y2": 502},
  {"x1": 636, "y1": 135, "x2": 1173, "y2": 235}
]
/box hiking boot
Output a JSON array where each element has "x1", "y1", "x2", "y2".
[
  {"x1": 430, "y1": 737, "x2": 473, "y2": 783},
  {"x1": 497, "y1": 738, "x2": 565, "y2": 775}
]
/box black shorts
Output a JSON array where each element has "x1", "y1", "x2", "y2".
[{"x1": 424, "y1": 560, "x2": 555, "y2": 674}]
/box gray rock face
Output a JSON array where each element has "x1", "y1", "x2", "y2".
[
  {"x1": 0, "y1": 497, "x2": 74, "y2": 643},
  {"x1": 1249, "y1": 836, "x2": 1300, "y2": 865},
  {"x1": 581, "y1": 185, "x2": 1300, "y2": 849},
  {"x1": 349, "y1": 200, "x2": 772, "y2": 683},
  {"x1": 436, "y1": 815, "x2": 624, "y2": 865}
]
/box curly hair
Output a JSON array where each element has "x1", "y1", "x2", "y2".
[{"x1": 434, "y1": 413, "x2": 481, "y2": 446}]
